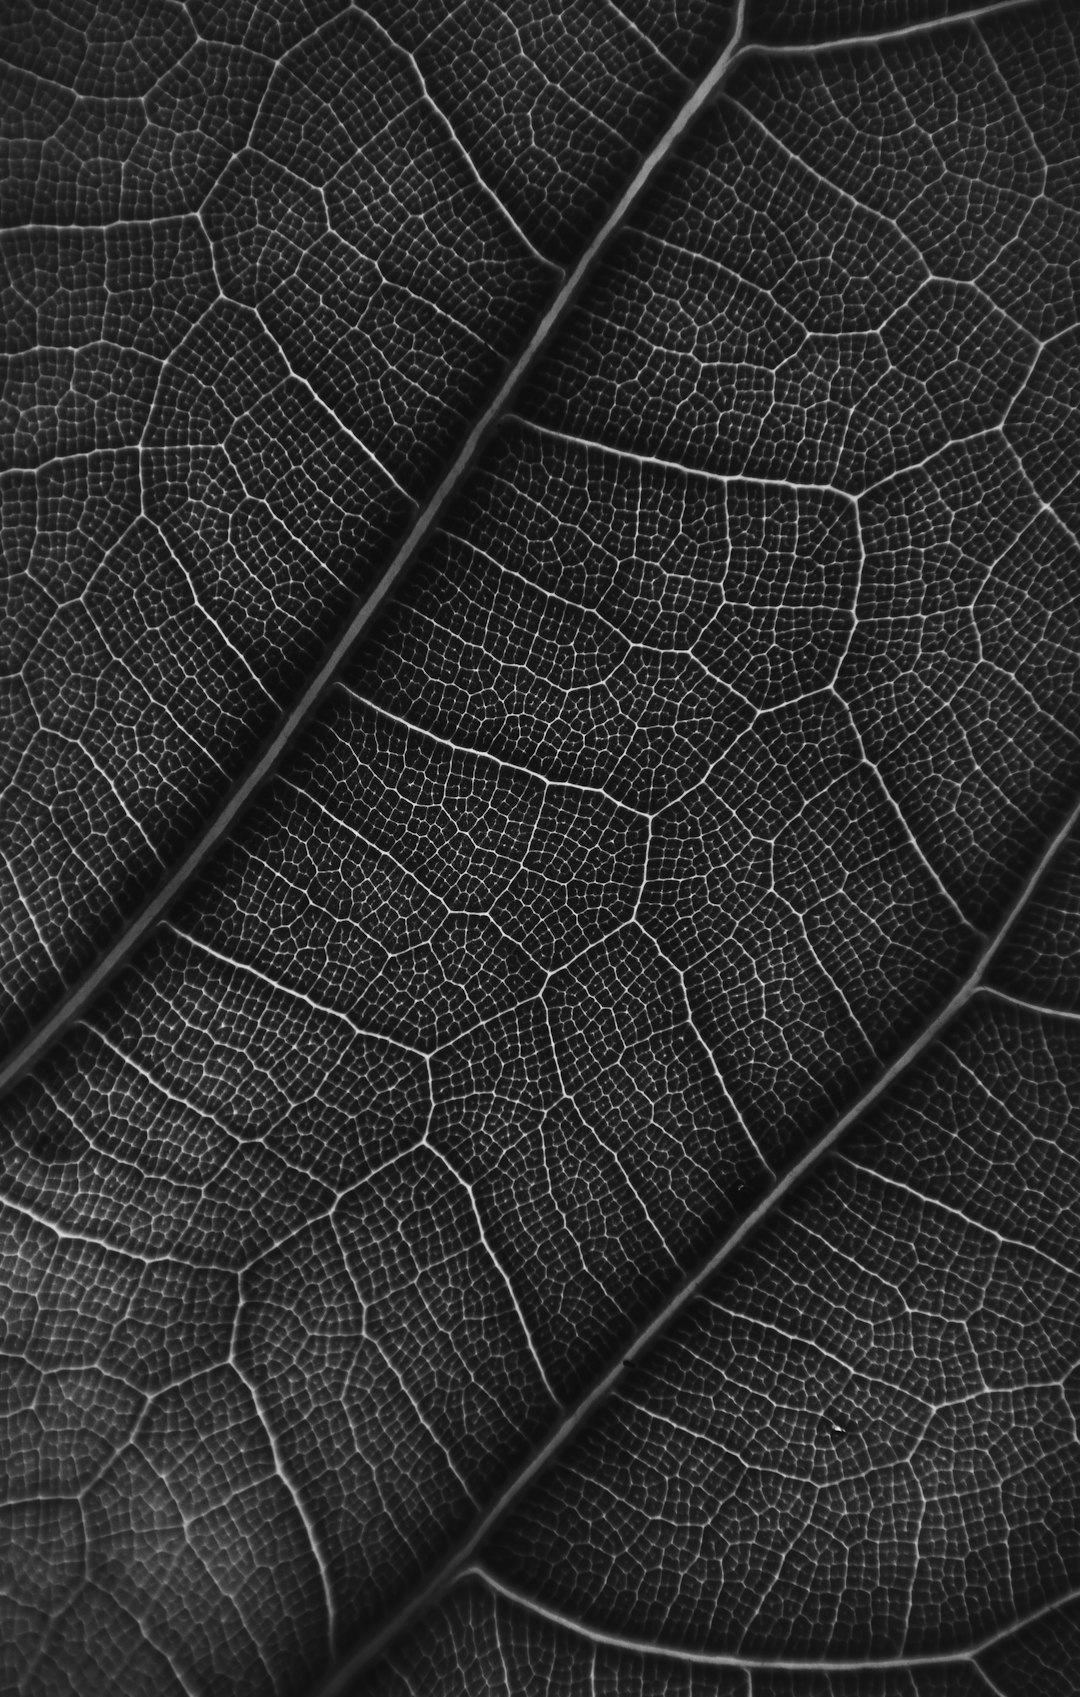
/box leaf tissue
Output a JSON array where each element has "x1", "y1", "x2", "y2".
[{"x1": 2, "y1": 0, "x2": 1080, "y2": 1692}]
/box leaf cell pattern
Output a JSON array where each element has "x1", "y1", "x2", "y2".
[{"x1": 2, "y1": 2, "x2": 1080, "y2": 1696}]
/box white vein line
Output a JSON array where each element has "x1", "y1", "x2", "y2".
[
  {"x1": 338, "y1": 683, "x2": 650, "y2": 818},
  {"x1": 731, "y1": 0, "x2": 1044, "y2": 61},
  {"x1": 361, "y1": 518, "x2": 757, "y2": 713},
  {"x1": 156, "y1": 526, "x2": 279, "y2": 707},
  {"x1": 627, "y1": 228, "x2": 807, "y2": 327},
  {"x1": 0, "y1": 1182, "x2": 206, "y2": 1266},
  {"x1": 425, "y1": 1142, "x2": 561, "y2": 1407},
  {"x1": 973, "y1": 19, "x2": 1049, "y2": 184},
  {"x1": 438, "y1": 522, "x2": 638, "y2": 653},
  {"x1": 719, "y1": 90, "x2": 926, "y2": 272},
  {"x1": 857, "y1": 426, "x2": 1009, "y2": 500},
  {"x1": 977, "y1": 1669, "x2": 1011, "y2": 1697},
  {"x1": 2, "y1": 854, "x2": 61, "y2": 976},
  {"x1": 226, "y1": 1147, "x2": 420, "y2": 1277},
  {"x1": 648, "y1": 935, "x2": 772, "y2": 1177},
  {"x1": 7, "y1": 214, "x2": 234, "y2": 233},
  {"x1": 329, "y1": 1212, "x2": 480, "y2": 1511},
  {"x1": 691, "y1": 1297, "x2": 928, "y2": 1404},
  {"x1": 776, "y1": 888, "x2": 879, "y2": 1056},
  {"x1": 77, "y1": 1023, "x2": 241, "y2": 1139},
  {"x1": 163, "y1": 922, "x2": 421, "y2": 1053},
  {"x1": 611, "y1": 1392, "x2": 774, "y2": 1465},
  {"x1": 56, "y1": 722, "x2": 174, "y2": 866},
  {"x1": 837, "y1": 1154, "x2": 1080, "y2": 1285},
  {"x1": 325, "y1": 215, "x2": 500, "y2": 351},
  {"x1": 833, "y1": 691, "x2": 975, "y2": 930},
  {"x1": 901, "y1": 1490, "x2": 927, "y2": 1647},
  {"x1": 540, "y1": 996, "x2": 682, "y2": 1275},
  {"x1": 246, "y1": 308, "x2": 413, "y2": 500},
  {"x1": 269, "y1": 773, "x2": 460, "y2": 918},
  {"x1": 228, "y1": 1335, "x2": 337, "y2": 1656},
  {"x1": 512, "y1": 415, "x2": 857, "y2": 502},
  {"x1": 979, "y1": 655, "x2": 1080, "y2": 751},
  {"x1": 977, "y1": 982, "x2": 1080, "y2": 1023},
  {"x1": 377, "y1": 35, "x2": 557, "y2": 269},
  {"x1": 469, "y1": 1564, "x2": 1080, "y2": 1668},
  {"x1": 601, "y1": 0, "x2": 686, "y2": 79}
]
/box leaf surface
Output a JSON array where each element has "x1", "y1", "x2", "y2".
[{"x1": 2, "y1": 1, "x2": 1080, "y2": 1695}]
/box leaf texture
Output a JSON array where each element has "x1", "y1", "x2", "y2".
[
  {"x1": 2, "y1": 1, "x2": 1080, "y2": 1694},
  {"x1": 1, "y1": 0, "x2": 734, "y2": 1042}
]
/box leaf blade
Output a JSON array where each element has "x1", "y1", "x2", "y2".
[{"x1": 2, "y1": 2, "x2": 1079, "y2": 1695}]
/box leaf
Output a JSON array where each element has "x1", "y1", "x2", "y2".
[{"x1": 2, "y1": 0, "x2": 1080, "y2": 1694}]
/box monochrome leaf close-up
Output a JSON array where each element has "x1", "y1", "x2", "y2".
[{"x1": 3, "y1": 0, "x2": 1080, "y2": 1692}]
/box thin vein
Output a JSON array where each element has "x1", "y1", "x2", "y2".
[
  {"x1": 977, "y1": 981, "x2": 1080, "y2": 1023},
  {"x1": 837, "y1": 1153, "x2": 1080, "y2": 1284},
  {"x1": 601, "y1": 0, "x2": 685, "y2": 79},
  {"x1": 339, "y1": 683, "x2": 650, "y2": 818},
  {"x1": 229, "y1": 1342, "x2": 338, "y2": 1656},
  {"x1": 163, "y1": 923, "x2": 422, "y2": 1054},
  {"x1": 513, "y1": 415, "x2": 857, "y2": 502},
  {"x1": 731, "y1": 0, "x2": 1043, "y2": 64},
  {"x1": 426, "y1": 1141, "x2": 562, "y2": 1408},
  {"x1": 468, "y1": 1565, "x2": 1080, "y2": 1669}
]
